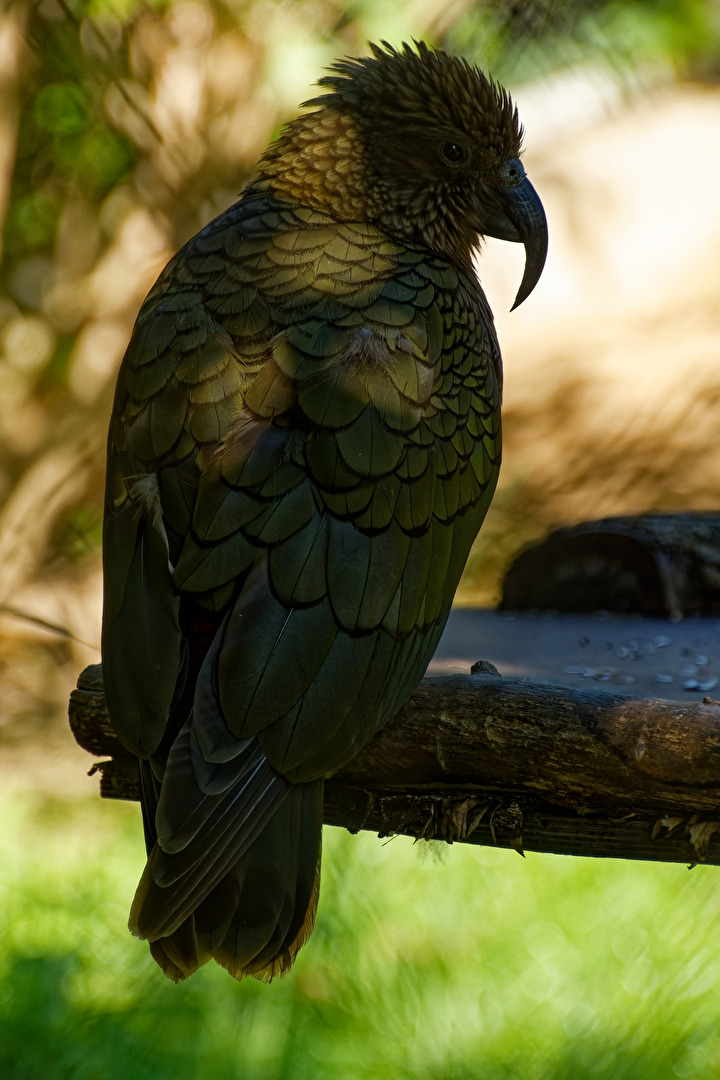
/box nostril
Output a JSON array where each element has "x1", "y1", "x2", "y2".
[{"x1": 500, "y1": 157, "x2": 525, "y2": 186}]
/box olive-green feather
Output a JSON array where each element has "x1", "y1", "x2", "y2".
[
  {"x1": 102, "y1": 494, "x2": 182, "y2": 758},
  {"x1": 173, "y1": 529, "x2": 257, "y2": 593},
  {"x1": 335, "y1": 406, "x2": 405, "y2": 476},
  {"x1": 296, "y1": 362, "x2": 370, "y2": 428},
  {"x1": 267, "y1": 512, "x2": 330, "y2": 605}
]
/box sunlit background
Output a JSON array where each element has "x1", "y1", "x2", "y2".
[{"x1": 2, "y1": 1, "x2": 720, "y2": 1076}]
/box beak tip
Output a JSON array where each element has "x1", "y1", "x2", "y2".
[
  {"x1": 505, "y1": 175, "x2": 548, "y2": 313},
  {"x1": 510, "y1": 267, "x2": 543, "y2": 311}
]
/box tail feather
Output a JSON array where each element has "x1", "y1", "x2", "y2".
[
  {"x1": 129, "y1": 637, "x2": 325, "y2": 981},
  {"x1": 130, "y1": 762, "x2": 289, "y2": 939},
  {"x1": 133, "y1": 778, "x2": 324, "y2": 982},
  {"x1": 138, "y1": 758, "x2": 161, "y2": 852},
  {"x1": 155, "y1": 720, "x2": 263, "y2": 852},
  {"x1": 236, "y1": 855, "x2": 321, "y2": 982},
  {"x1": 215, "y1": 779, "x2": 323, "y2": 981},
  {"x1": 149, "y1": 915, "x2": 212, "y2": 982},
  {"x1": 152, "y1": 757, "x2": 285, "y2": 886}
]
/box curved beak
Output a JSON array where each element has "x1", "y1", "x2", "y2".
[{"x1": 483, "y1": 169, "x2": 548, "y2": 310}]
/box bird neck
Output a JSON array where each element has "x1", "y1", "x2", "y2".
[
  {"x1": 255, "y1": 110, "x2": 381, "y2": 222},
  {"x1": 254, "y1": 109, "x2": 478, "y2": 279}
]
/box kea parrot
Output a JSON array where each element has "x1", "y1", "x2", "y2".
[{"x1": 102, "y1": 40, "x2": 547, "y2": 982}]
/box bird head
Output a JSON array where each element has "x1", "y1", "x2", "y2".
[{"x1": 258, "y1": 41, "x2": 547, "y2": 307}]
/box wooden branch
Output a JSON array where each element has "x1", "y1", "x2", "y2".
[{"x1": 69, "y1": 664, "x2": 720, "y2": 867}]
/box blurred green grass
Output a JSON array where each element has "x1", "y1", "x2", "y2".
[{"x1": 3, "y1": 785, "x2": 720, "y2": 1079}]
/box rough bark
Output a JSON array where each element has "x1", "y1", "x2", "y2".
[{"x1": 69, "y1": 663, "x2": 720, "y2": 867}]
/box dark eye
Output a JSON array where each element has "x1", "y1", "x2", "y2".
[{"x1": 441, "y1": 141, "x2": 466, "y2": 165}]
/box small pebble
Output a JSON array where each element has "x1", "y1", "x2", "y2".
[
  {"x1": 616, "y1": 646, "x2": 631, "y2": 659},
  {"x1": 655, "y1": 673, "x2": 674, "y2": 683},
  {"x1": 683, "y1": 679, "x2": 699, "y2": 690},
  {"x1": 654, "y1": 635, "x2": 670, "y2": 648},
  {"x1": 696, "y1": 655, "x2": 709, "y2": 667},
  {"x1": 564, "y1": 665, "x2": 592, "y2": 676},
  {"x1": 698, "y1": 677, "x2": 718, "y2": 692}
]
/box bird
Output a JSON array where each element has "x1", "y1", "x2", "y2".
[{"x1": 101, "y1": 40, "x2": 547, "y2": 983}]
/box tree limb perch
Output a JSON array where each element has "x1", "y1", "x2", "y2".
[{"x1": 68, "y1": 664, "x2": 720, "y2": 867}]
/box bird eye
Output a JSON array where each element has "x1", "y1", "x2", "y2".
[{"x1": 441, "y1": 141, "x2": 466, "y2": 165}]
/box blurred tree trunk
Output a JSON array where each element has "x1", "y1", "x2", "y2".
[
  {"x1": 0, "y1": 4, "x2": 26, "y2": 264},
  {"x1": 69, "y1": 664, "x2": 720, "y2": 868}
]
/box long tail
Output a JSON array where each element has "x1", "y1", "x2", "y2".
[{"x1": 130, "y1": 756, "x2": 324, "y2": 982}]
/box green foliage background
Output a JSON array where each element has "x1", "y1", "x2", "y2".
[{"x1": 2, "y1": 1, "x2": 720, "y2": 1077}]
